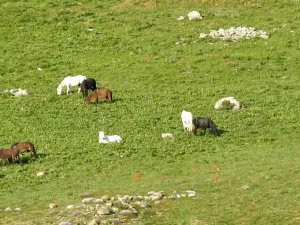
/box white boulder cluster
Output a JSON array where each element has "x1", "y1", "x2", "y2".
[
  {"x1": 214, "y1": 97, "x2": 241, "y2": 110},
  {"x1": 177, "y1": 10, "x2": 203, "y2": 21},
  {"x1": 199, "y1": 27, "x2": 268, "y2": 40},
  {"x1": 4, "y1": 88, "x2": 29, "y2": 97},
  {"x1": 56, "y1": 190, "x2": 197, "y2": 225}
]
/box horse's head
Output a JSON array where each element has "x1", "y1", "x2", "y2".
[
  {"x1": 57, "y1": 86, "x2": 62, "y2": 95},
  {"x1": 99, "y1": 131, "x2": 105, "y2": 139}
]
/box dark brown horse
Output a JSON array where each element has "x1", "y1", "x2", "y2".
[
  {"x1": 0, "y1": 148, "x2": 20, "y2": 164},
  {"x1": 11, "y1": 142, "x2": 37, "y2": 158},
  {"x1": 78, "y1": 78, "x2": 97, "y2": 98},
  {"x1": 85, "y1": 89, "x2": 112, "y2": 105}
]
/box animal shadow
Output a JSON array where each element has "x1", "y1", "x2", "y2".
[{"x1": 218, "y1": 129, "x2": 229, "y2": 136}]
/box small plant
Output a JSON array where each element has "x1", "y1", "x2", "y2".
[{"x1": 220, "y1": 100, "x2": 236, "y2": 110}]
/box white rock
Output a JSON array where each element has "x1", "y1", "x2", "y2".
[
  {"x1": 82, "y1": 198, "x2": 95, "y2": 204},
  {"x1": 214, "y1": 96, "x2": 240, "y2": 110},
  {"x1": 58, "y1": 222, "x2": 72, "y2": 225},
  {"x1": 49, "y1": 203, "x2": 57, "y2": 209},
  {"x1": 36, "y1": 171, "x2": 47, "y2": 177},
  {"x1": 66, "y1": 205, "x2": 74, "y2": 209},
  {"x1": 5, "y1": 207, "x2": 12, "y2": 212},
  {"x1": 161, "y1": 133, "x2": 174, "y2": 139},
  {"x1": 97, "y1": 206, "x2": 111, "y2": 215},
  {"x1": 187, "y1": 11, "x2": 203, "y2": 20},
  {"x1": 177, "y1": 16, "x2": 185, "y2": 21},
  {"x1": 14, "y1": 208, "x2": 22, "y2": 211}
]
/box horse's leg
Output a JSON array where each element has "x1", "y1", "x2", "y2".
[
  {"x1": 66, "y1": 85, "x2": 70, "y2": 95},
  {"x1": 78, "y1": 86, "x2": 81, "y2": 93},
  {"x1": 203, "y1": 129, "x2": 206, "y2": 136},
  {"x1": 193, "y1": 128, "x2": 198, "y2": 136}
]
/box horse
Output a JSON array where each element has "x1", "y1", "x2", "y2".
[
  {"x1": 57, "y1": 75, "x2": 87, "y2": 95},
  {"x1": 78, "y1": 78, "x2": 97, "y2": 98},
  {"x1": 99, "y1": 131, "x2": 122, "y2": 144},
  {"x1": 181, "y1": 110, "x2": 193, "y2": 132},
  {"x1": 0, "y1": 148, "x2": 20, "y2": 164},
  {"x1": 11, "y1": 142, "x2": 37, "y2": 158},
  {"x1": 192, "y1": 117, "x2": 220, "y2": 137},
  {"x1": 85, "y1": 89, "x2": 112, "y2": 105}
]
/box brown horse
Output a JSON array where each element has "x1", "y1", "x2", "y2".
[
  {"x1": 85, "y1": 89, "x2": 112, "y2": 105},
  {"x1": 11, "y1": 142, "x2": 37, "y2": 158},
  {"x1": 0, "y1": 148, "x2": 20, "y2": 164}
]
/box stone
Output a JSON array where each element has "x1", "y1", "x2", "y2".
[
  {"x1": 82, "y1": 198, "x2": 95, "y2": 204},
  {"x1": 88, "y1": 218, "x2": 101, "y2": 225},
  {"x1": 14, "y1": 208, "x2": 21, "y2": 211},
  {"x1": 119, "y1": 209, "x2": 138, "y2": 217},
  {"x1": 97, "y1": 206, "x2": 111, "y2": 215},
  {"x1": 93, "y1": 198, "x2": 104, "y2": 204},
  {"x1": 49, "y1": 203, "x2": 57, "y2": 209},
  {"x1": 5, "y1": 207, "x2": 12, "y2": 212},
  {"x1": 58, "y1": 222, "x2": 72, "y2": 225},
  {"x1": 79, "y1": 192, "x2": 90, "y2": 197},
  {"x1": 36, "y1": 171, "x2": 47, "y2": 177},
  {"x1": 161, "y1": 133, "x2": 174, "y2": 140},
  {"x1": 186, "y1": 190, "x2": 197, "y2": 197},
  {"x1": 101, "y1": 195, "x2": 110, "y2": 201},
  {"x1": 66, "y1": 205, "x2": 74, "y2": 210}
]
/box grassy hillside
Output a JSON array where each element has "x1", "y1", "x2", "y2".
[{"x1": 0, "y1": 0, "x2": 299, "y2": 224}]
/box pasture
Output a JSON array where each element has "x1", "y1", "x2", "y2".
[{"x1": 0, "y1": 0, "x2": 299, "y2": 224}]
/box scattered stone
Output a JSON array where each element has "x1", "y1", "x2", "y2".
[
  {"x1": 119, "y1": 209, "x2": 138, "y2": 217},
  {"x1": 14, "y1": 208, "x2": 22, "y2": 212},
  {"x1": 161, "y1": 133, "x2": 174, "y2": 140},
  {"x1": 88, "y1": 218, "x2": 100, "y2": 225},
  {"x1": 4, "y1": 88, "x2": 29, "y2": 97},
  {"x1": 200, "y1": 27, "x2": 268, "y2": 41},
  {"x1": 58, "y1": 222, "x2": 72, "y2": 225},
  {"x1": 5, "y1": 207, "x2": 12, "y2": 212},
  {"x1": 93, "y1": 198, "x2": 104, "y2": 204},
  {"x1": 36, "y1": 171, "x2": 47, "y2": 177},
  {"x1": 82, "y1": 198, "x2": 95, "y2": 204},
  {"x1": 101, "y1": 195, "x2": 110, "y2": 201},
  {"x1": 177, "y1": 16, "x2": 185, "y2": 21},
  {"x1": 110, "y1": 218, "x2": 124, "y2": 224},
  {"x1": 49, "y1": 203, "x2": 58, "y2": 209},
  {"x1": 66, "y1": 205, "x2": 74, "y2": 210},
  {"x1": 37, "y1": 67, "x2": 43, "y2": 71},
  {"x1": 79, "y1": 192, "x2": 90, "y2": 198},
  {"x1": 214, "y1": 97, "x2": 241, "y2": 110},
  {"x1": 97, "y1": 206, "x2": 111, "y2": 215},
  {"x1": 187, "y1": 11, "x2": 203, "y2": 20},
  {"x1": 186, "y1": 190, "x2": 197, "y2": 198}
]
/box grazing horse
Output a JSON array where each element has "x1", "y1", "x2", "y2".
[
  {"x1": 181, "y1": 110, "x2": 193, "y2": 132},
  {"x1": 0, "y1": 148, "x2": 20, "y2": 164},
  {"x1": 192, "y1": 117, "x2": 220, "y2": 137},
  {"x1": 11, "y1": 142, "x2": 37, "y2": 158},
  {"x1": 79, "y1": 78, "x2": 97, "y2": 98},
  {"x1": 85, "y1": 89, "x2": 112, "y2": 105},
  {"x1": 99, "y1": 131, "x2": 122, "y2": 144},
  {"x1": 57, "y1": 75, "x2": 87, "y2": 95}
]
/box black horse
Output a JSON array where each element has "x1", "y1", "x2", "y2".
[
  {"x1": 192, "y1": 117, "x2": 220, "y2": 137},
  {"x1": 79, "y1": 78, "x2": 97, "y2": 98}
]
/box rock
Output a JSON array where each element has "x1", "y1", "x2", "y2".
[
  {"x1": 101, "y1": 195, "x2": 110, "y2": 201},
  {"x1": 79, "y1": 192, "x2": 90, "y2": 198},
  {"x1": 58, "y1": 222, "x2": 72, "y2": 225},
  {"x1": 214, "y1": 97, "x2": 240, "y2": 110},
  {"x1": 36, "y1": 171, "x2": 47, "y2": 177},
  {"x1": 5, "y1": 207, "x2": 12, "y2": 212},
  {"x1": 97, "y1": 206, "x2": 111, "y2": 215},
  {"x1": 111, "y1": 207, "x2": 119, "y2": 213},
  {"x1": 82, "y1": 198, "x2": 95, "y2": 204},
  {"x1": 88, "y1": 218, "x2": 101, "y2": 225},
  {"x1": 49, "y1": 203, "x2": 57, "y2": 209},
  {"x1": 161, "y1": 133, "x2": 174, "y2": 140},
  {"x1": 66, "y1": 205, "x2": 74, "y2": 210},
  {"x1": 187, "y1": 11, "x2": 203, "y2": 20},
  {"x1": 110, "y1": 218, "x2": 124, "y2": 224},
  {"x1": 93, "y1": 198, "x2": 104, "y2": 204},
  {"x1": 186, "y1": 190, "x2": 197, "y2": 197},
  {"x1": 119, "y1": 209, "x2": 138, "y2": 217},
  {"x1": 14, "y1": 208, "x2": 22, "y2": 211},
  {"x1": 177, "y1": 16, "x2": 185, "y2": 21}
]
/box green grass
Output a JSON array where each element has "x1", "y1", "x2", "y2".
[{"x1": 0, "y1": 0, "x2": 300, "y2": 224}]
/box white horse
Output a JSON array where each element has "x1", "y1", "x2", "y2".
[
  {"x1": 57, "y1": 75, "x2": 87, "y2": 95},
  {"x1": 181, "y1": 110, "x2": 193, "y2": 132},
  {"x1": 99, "y1": 131, "x2": 122, "y2": 144}
]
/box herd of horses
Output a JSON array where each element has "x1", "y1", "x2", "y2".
[
  {"x1": 1, "y1": 75, "x2": 221, "y2": 165},
  {"x1": 0, "y1": 142, "x2": 36, "y2": 165},
  {"x1": 56, "y1": 75, "x2": 112, "y2": 105}
]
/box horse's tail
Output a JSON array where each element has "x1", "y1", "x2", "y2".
[
  {"x1": 209, "y1": 119, "x2": 220, "y2": 137},
  {"x1": 108, "y1": 91, "x2": 112, "y2": 103}
]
